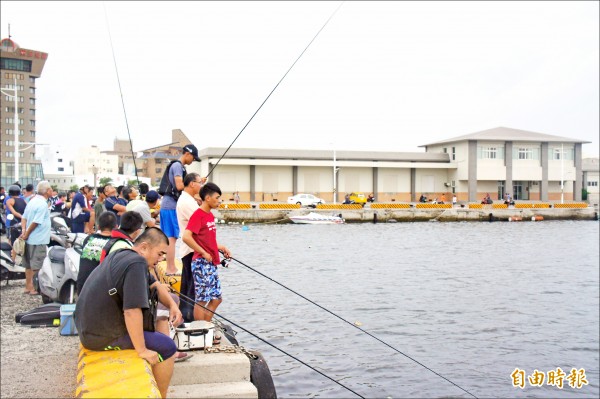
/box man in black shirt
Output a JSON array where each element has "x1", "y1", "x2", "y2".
[{"x1": 74, "y1": 227, "x2": 183, "y2": 399}]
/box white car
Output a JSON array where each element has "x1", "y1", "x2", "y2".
[{"x1": 287, "y1": 193, "x2": 325, "y2": 207}]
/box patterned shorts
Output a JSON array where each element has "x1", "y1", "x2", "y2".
[{"x1": 191, "y1": 257, "x2": 222, "y2": 303}]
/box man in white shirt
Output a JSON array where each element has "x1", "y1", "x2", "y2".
[
  {"x1": 175, "y1": 173, "x2": 205, "y2": 321},
  {"x1": 127, "y1": 190, "x2": 159, "y2": 231}
]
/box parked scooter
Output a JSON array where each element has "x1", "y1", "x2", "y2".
[
  {"x1": 37, "y1": 215, "x2": 86, "y2": 304},
  {"x1": 0, "y1": 241, "x2": 26, "y2": 284}
]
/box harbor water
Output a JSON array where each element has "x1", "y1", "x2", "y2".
[{"x1": 215, "y1": 220, "x2": 599, "y2": 398}]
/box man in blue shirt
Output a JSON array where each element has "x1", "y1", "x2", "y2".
[
  {"x1": 70, "y1": 185, "x2": 95, "y2": 234},
  {"x1": 20, "y1": 181, "x2": 52, "y2": 295},
  {"x1": 159, "y1": 144, "x2": 200, "y2": 274},
  {"x1": 103, "y1": 184, "x2": 127, "y2": 225}
]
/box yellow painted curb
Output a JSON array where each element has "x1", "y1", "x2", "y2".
[
  {"x1": 219, "y1": 203, "x2": 252, "y2": 209},
  {"x1": 371, "y1": 203, "x2": 411, "y2": 209},
  {"x1": 76, "y1": 346, "x2": 160, "y2": 398},
  {"x1": 415, "y1": 203, "x2": 452, "y2": 209},
  {"x1": 259, "y1": 203, "x2": 301, "y2": 209},
  {"x1": 316, "y1": 204, "x2": 363, "y2": 209}
]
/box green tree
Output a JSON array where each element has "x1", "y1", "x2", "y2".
[
  {"x1": 51, "y1": 184, "x2": 58, "y2": 192},
  {"x1": 99, "y1": 177, "x2": 113, "y2": 186},
  {"x1": 127, "y1": 179, "x2": 139, "y2": 187},
  {"x1": 582, "y1": 188, "x2": 588, "y2": 201},
  {"x1": 69, "y1": 184, "x2": 79, "y2": 192}
]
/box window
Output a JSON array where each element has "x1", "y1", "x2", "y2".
[
  {"x1": 5, "y1": 140, "x2": 13, "y2": 146},
  {"x1": 29, "y1": 98, "x2": 35, "y2": 105},
  {"x1": 29, "y1": 87, "x2": 35, "y2": 95},
  {"x1": 30, "y1": 109, "x2": 35, "y2": 116},
  {"x1": 588, "y1": 181, "x2": 598, "y2": 187},
  {"x1": 0, "y1": 58, "x2": 33, "y2": 72},
  {"x1": 155, "y1": 168, "x2": 162, "y2": 174},
  {"x1": 451, "y1": 147, "x2": 456, "y2": 161},
  {"x1": 29, "y1": 76, "x2": 36, "y2": 84},
  {"x1": 482, "y1": 147, "x2": 497, "y2": 159},
  {"x1": 19, "y1": 130, "x2": 23, "y2": 136},
  {"x1": 58, "y1": 158, "x2": 63, "y2": 163},
  {"x1": 551, "y1": 148, "x2": 573, "y2": 160},
  {"x1": 6, "y1": 129, "x2": 12, "y2": 134},
  {"x1": 5, "y1": 118, "x2": 13, "y2": 123},
  {"x1": 29, "y1": 120, "x2": 35, "y2": 127},
  {"x1": 18, "y1": 96, "x2": 24, "y2": 102},
  {"x1": 58, "y1": 167, "x2": 65, "y2": 172},
  {"x1": 5, "y1": 152, "x2": 13, "y2": 157},
  {"x1": 30, "y1": 130, "x2": 35, "y2": 137},
  {"x1": 443, "y1": 147, "x2": 447, "y2": 153},
  {"x1": 518, "y1": 148, "x2": 533, "y2": 160}
]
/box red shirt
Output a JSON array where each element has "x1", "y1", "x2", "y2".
[{"x1": 186, "y1": 208, "x2": 220, "y2": 265}]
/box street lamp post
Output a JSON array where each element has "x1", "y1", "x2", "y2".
[{"x1": 0, "y1": 78, "x2": 19, "y2": 182}]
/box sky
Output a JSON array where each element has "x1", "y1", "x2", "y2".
[{"x1": 1, "y1": 1, "x2": 599, "y2": 160}]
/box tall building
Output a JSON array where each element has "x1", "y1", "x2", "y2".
[
  {"x1": 101, "y1": 138, "x2": 137, "y2": 175},
  {"x1": 0, "y1": 37, "x2": 48, "y2": 188},
  {"x1": 138, "y1": 129, "x2": 194, "y2": 185}
]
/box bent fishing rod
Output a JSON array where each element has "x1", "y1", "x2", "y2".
[
  {"x1": 206, "y1": 2, "x2": 345, "y2": 179},
  {"x1": 221, "y1": 253, "x2": 479, "y2": 399},
  {"x1": 168, "y1": 285, "x2": 365, "y2": 399}
]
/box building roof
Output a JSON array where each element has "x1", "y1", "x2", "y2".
[
  {"x1": 420, "y1": 127, "x2": 592, "y2": 147},
  {"x1": 198, "y1": 147, "x2": 449, "y2": 163}
]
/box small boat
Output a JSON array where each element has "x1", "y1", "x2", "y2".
[{"x1": 289, "y1": 212, "x2": 345, "y2": 225}]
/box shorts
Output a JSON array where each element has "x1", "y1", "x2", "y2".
[
  {"x1": 104, "y1": 331, "x2": 177, "y2": 361},
  {"x1": 191, "y1": 257, "x2": 221, "y2": 303},
  {"x1": 71, "y1": 213, "x2": 91, "y2": 234},
  {"x1": 157, "y1": 293, "x2": 180, "y2": 319},
  {"x1": 159, "y1": 209, "x2": 179, "y2": 238},
  {"x1": 22, "y1": 244, "x2": 47, "y2": 271}
]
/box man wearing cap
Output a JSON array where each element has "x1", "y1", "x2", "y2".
[
  {"x1": 159, "y1": 144, "x2": 200, "y2": 275},
  {"x1": 127, "y1": 190, "x2": 160, "y2": 231}
]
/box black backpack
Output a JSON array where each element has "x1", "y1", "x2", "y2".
[{"x1": 158, "y1": 160, "x2": 187, "y2": 200}]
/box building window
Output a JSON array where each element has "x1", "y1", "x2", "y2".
[
  {"x1": 30, "y1": 109, "x2": 35, "y2": 116},
  {"x1": 551, "y1": 148, "x2": 573, "y2": 160},
  {"x1": 443, "y1": 148, "x2": 447, "y2": 153},
  {"x1": 518, "y1": 148, "x2": 533, "y2": 160},
  {"x1": 29, "y1": 76, "x2": 36, "y2": 84},
  {"x1": 6, "y1": 129, "x2": 12, "y2": 134},
  {"x1": 5, "y1": 140, "x2": 13, "y2": 146},
  {"x1": 29, "y1": 98, "x2": 35, "y2": 105},
  {"x1": 155, "y1": 168, "x2": 162, "y2": 174},
  {"x1": 29, "y1": 87, "x2": 35, "y2": 95},
  {"x1": 18, "y1": 96, "x2": 24, "y2": 102},
  {"x1": 5, "y1": 152, "x2": 13, "y2": 157},
  {"x1": 588, "y1": 181, "x2": 598, "y2": 187},
  {"x1": 451, "y1": 147, "x2": 456, "y2": 161},
  {"x1": 482, "y1": 147, "x2": 497, "y2": 159},
  {"x1": 30, "y1": 120, "x2": 35, "y2": 127},
  {"x1": 30, "y1": 130, "x2": 35, "y2": 137},
  {"x1": 58, "y1": 167, "x2": 64, "y2": 172},
  {"x1": 58, "y1": 158, "x2": 63, "y2": 162}
]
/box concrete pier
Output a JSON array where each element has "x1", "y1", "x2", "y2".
[{"x1": 215, "y1": 206, "x2": 598, "y2": 223}]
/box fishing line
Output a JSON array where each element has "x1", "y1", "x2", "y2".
[
  {"x1": 170, "y1": 286, "x2": 365, "y2": 398},
  {"x1": 102, "y1": 2, "x2": 140, "y2": 185},
  {"x1": 225, "y1": 254, "x2": 479, "y2": 399},
  {"x1": 206, "y1": 2, "x2": 345, "y2": 178}
]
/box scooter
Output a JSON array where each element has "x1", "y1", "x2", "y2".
[
  {"x1": 37, "y1": 216, "x2": 87, "y2": 304},
  {"x1": 0, "y1": 240, "x2": 26, "y2": 284}
]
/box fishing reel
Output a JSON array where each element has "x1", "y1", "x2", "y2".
[{"x1": 220, "y1": 258, "x2": 231, "y2": 268}]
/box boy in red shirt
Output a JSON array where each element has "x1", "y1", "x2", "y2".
[{"x1": 182, "y1": 182, "x2": 231, "y2": 331}]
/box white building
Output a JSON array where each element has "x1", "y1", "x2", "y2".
[
  {"x1": 582, "y1": 158, "x2": 599, "y2": 205},
  {"x1": 184, "y1": 127, "x2": 590, "y2": 203},
  {"x1": 74, "y1": 145, "x2": 119, "y2": 186}
]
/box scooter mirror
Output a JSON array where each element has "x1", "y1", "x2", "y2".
[{"x1": 7, "y1": 214, "x2": 14, "y2": 221}]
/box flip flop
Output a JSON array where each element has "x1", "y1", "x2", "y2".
[{"x1": 174, "y1": 352, "x2": 193, "y2": 363}]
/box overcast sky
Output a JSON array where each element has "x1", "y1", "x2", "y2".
[{"x1": 2, "y1": 1, "x2": 599, "y2": 159}]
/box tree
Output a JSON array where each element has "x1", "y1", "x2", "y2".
[
  {"x1": 127, "y1": 179, "x2": 139, "y2": 187},
  {"x1": 69, "y1": 184, "x2": 79, "y2": 192},
  {"x1": 51, "y1": 184, "x2": 58, "y2": 192},
  {"x1": 99, "y1": 177, "x2": 113, "y2": 186}
]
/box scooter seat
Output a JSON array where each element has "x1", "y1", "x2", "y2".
[
  {"x1": 48, "y1": 247, "x2": 66, "y2": 263},
  {"x1": 0, "y1": 242, "x2": 12, "y2": 251}
]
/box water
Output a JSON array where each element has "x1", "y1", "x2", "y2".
[{"x1": 212, "y1": 221, "x2": 599, "y2": 398}]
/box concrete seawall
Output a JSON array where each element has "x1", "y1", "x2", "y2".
[{"x1": 215, "y1": 207, "x2": 598, "y2": 223}]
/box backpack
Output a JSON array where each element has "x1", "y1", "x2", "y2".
[
  {"x1": 100, "y1": 237, "x2": 133, "y2": 262},
  {"x1": 158, "y1": 160, "x2": 187, "y2": 200}
]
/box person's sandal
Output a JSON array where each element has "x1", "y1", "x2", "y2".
[{"x1": 174, "y1": 352, "x2": 193, "y2": 362}]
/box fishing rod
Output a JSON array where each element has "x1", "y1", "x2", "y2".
[
  {"x1": 102, "y1": 2, "x2": 140, "y2": 186},
  {"x1": 168, "y1": 285, "x2": 365, "y2": 399},
  {"x1": 206, "y1": 2, "x2": 345, "y2": 178},
  {"x1": 222, "y1": 253, "x2": 479, "y2": 399}
]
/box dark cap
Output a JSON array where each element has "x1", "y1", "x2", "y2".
[
  {"x1": 183, "y1": 144, "x2": 200, "y2": 162},
  {"x1": 146, "y1": 190, "x2": 160, "y2": 203}
]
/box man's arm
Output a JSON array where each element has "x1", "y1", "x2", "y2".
[
  {"x1": 21, "y1": 221, "x2": 39, "y2": 240},
  {"x1": 123, "y1": 308, "x2": 161, "y2": 365},
  {"x1": 182, "y1": 229, "x2": 212, "y2": 262},
  {"x1": 217, "y1": 243, "x2": 231, "y2": 259},
  {"x1": 151, "y1": 281, "x2": 183, "y2": 326},
  {"x1": 174, "y1": 175, "x2": 184, "y2": 192},
  {"x1": 6, "y1": 199, "x2": 23, "y2": 220}
]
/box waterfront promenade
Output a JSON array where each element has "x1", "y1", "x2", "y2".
[{"x1": 214, "y1": 202, "x2": 598, "y2": 223}]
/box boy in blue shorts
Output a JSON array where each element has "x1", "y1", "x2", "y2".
[{"x1": 182, "y1": 182, "x2": 231, "y2": 335}]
